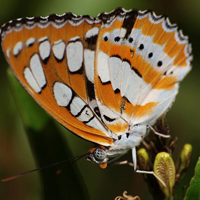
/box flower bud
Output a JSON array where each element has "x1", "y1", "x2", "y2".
[
  {"x1": 176, "y1": 144, "x2": 192, "y2": 177},
  {"x1": 154, "y1": 152, "x2": 175, "y2": 198},
  {"x1": 137, "y1": 148, "x2": 150, "y2": 171}
]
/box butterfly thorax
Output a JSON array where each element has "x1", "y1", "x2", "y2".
[{"x1": 87, "y1": 124, "x2": 148, "y2": 167}]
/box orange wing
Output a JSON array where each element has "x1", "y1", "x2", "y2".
[
  {"x1": 94, "y1": 9, "x2": 192, "y2": 131},
  {"x1": 1, "y1": 14, "x2": 116, "y2": 146}
]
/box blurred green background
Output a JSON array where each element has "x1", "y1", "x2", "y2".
[{"x1": 0, "y1": 0, "x2": 199, "y2": 200}]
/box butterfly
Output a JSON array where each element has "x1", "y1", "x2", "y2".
[{"x1": 1, "y1": 8, "x2": 192, "y2": 171}]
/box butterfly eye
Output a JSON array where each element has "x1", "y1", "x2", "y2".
[{"x1": 94, "y1": 148, "x2": 106, "y2": 161}]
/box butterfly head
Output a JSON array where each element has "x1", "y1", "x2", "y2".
[{"x1": 87, "y1": 146, "x2": 109, "y2": 168}]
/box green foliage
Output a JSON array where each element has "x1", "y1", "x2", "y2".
[{"x1": 185, "y1": 157, "x2": 200, "y2": 200}]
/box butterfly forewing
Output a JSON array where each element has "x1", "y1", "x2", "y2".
[{"x1": 1, "y1": 14, "x2": 115, "y2": 146}]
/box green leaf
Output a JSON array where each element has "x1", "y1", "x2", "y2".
[{"x1": 185, "y1": 157, "x2": 200, "y2": 200}]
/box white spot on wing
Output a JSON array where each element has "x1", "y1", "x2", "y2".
[
  {"x1": 136, "y1": 34, "x2": 152, "y2": 56},
  {"x1": 38, "y1": 36, "x2": 48, "y2": 43},
  {"x1": 69, "y1": 36, "x2": 80, "y2": 42},
  {"x1": 111, "y1": 28, "x2": 126, "y2": 45},
  {"x1": 84, "y1": 49, "x2": 95, "y2": 83},
  {"x1": 124, "y1": 69, "x2": 141, "y2": 104},
  {"x1": 111, "y1": 29, "x2": 122, "y2": 44},
  {"x1": 97, "y1": 51, "x2": 110, "y2": 83},
  {"x1": 70, "y1": 96, "x2": 86, "y2": 116},
  {"x1": 24, "y1": 67, "x2": 41, "y2": 93},
  {"x1": 30, "y1": 54, "x2": 46, "y2": 88},
  {"x1": 53, "y1": 82, "x2": 72, "y2": 107},
  {"x1": 77, "y1": 107, "x2": 94, "y2": 122},
  {"x1": 120, "y1": 28, "x2": 126, "y2": 38},
  {"x1": 102, "y1": 32, "x2": 110, "y2": 41},
  {"x1": 124, "y1": 68, "x2": 149, "y2": 105},
  {"x1": 86, "y1": 117, "x2": 107, "y2": 133},
  {"x1": 125, "y1": 28, "x2": 141, "y2": 47},
  {"x1": 26, "y1": 37, "x2": 36, "y2": 47},
  {"x1": 52, "y1": 39, "x2": 66, "y2": 60},
  {"x1": 121, "y1": 61, "x2": 130, "y2": 96},
  {"x1": 67, "y1": 41, "x2": 83, "y2": 72},
  {"x1": 110, "y1": 56, "x2": 121, "y2": 91},
  {"x1": 39, "y1": 40, "x2": 51, "y2": 61},
  {"x1": 85, "y1": 27, "x2": 99, "y2": 39},
  {"x1": 152, "y1": 51, "x2": 172, "y2": 71},
  {"x1": 6, "y1": 48, "x2": 11, "y2": 58},
  {"x1": 13, "y1": 41, "x2": 23, "y2": 56},
  {"x1": 70, "y1": 94, "x2": 109, "y2": 134}
]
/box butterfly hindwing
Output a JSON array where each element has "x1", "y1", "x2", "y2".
[{"x1": 94, "y1": 9, "x2": 192, "y2": 129}]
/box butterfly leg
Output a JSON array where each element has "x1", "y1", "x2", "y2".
[
  {"x1": 132, "y1": 147, "x2": 137, "y2": 171},
  {"x1": 135, "y1": 169, "x2": 166, "y2": 187},
  {"x1": 109, "y1": 147, "x2": 142, "y2": 171},
  {"x1": 108, "y1": 160, "x2": 133, "y2": 167},
  {"x1": 147, "y1": 125, "x2": 170, "y2": 138}
]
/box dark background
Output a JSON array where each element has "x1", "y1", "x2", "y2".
[{"x1": 0, "y1": 0, "x2": 199, "y2": 199}]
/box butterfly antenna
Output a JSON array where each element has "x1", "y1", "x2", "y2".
[
  {"x1": 56, "y1": 153, "x2": 87, "y2": 175},
  {"x1": 1, "y1": 153, "x2": 89, "y2": 182}
]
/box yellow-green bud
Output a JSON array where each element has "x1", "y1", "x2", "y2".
[{"x1": 154, "y1": 152, "x2": 175, "y2": 198}]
